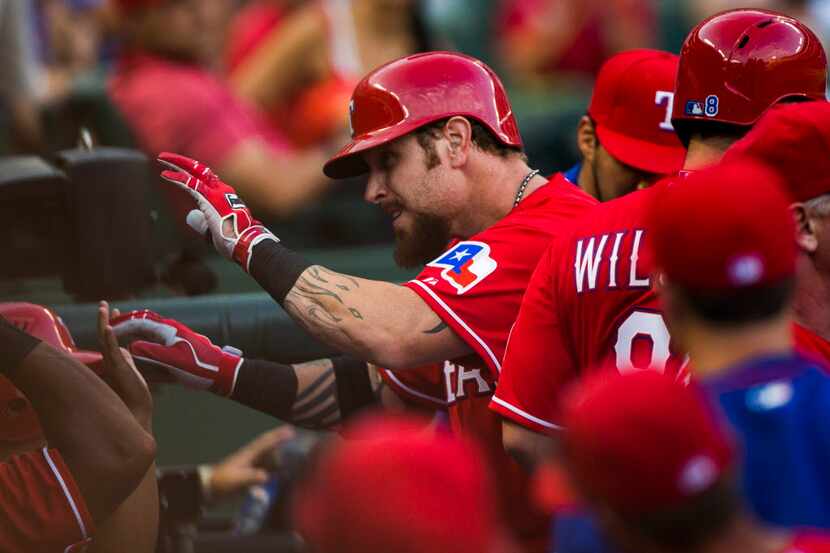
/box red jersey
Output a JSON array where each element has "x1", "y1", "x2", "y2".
[
  {"x1": 491, "y1": 182, "x2": 687, "y2": 432},
  {"x1": 0, "y1": 447, "x2": 94, "y2": 552},
  {"x1": 794, "y1": 323, "x2": 830, "y2": 371},
  {"x1": 783, "y1": 532, "x2": 830, "y2": 553},
  {"x1": 379, "y1": 174, "x2": 597, "y2": 552}
]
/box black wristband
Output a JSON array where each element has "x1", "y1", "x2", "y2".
[
  {"x1": 231, "y1": 358, "x2": 299, "y2": 420},
  {"x1": 332, "y1": 355, "x2": 376, "y2": 418},
  {"x1": 249, "y1": 240, "x2": 313, "y2": 304},
  {"x1": 0, "y1": 317, "x2": 42, "y2": 376}
]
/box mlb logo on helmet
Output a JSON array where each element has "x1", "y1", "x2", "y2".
[
  {"x1": 428, "y1": 241, "x2": 498, "y2": 294},
  {"x1": 685, "y1": 96, "x2": 719, "y2": 117}
]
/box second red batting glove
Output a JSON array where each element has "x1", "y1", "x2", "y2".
[
  {"x1": 111, "y1": 310, "x2": 243, "y2": 397},
  {"x1": 157, "y1": 152, "x2": 279, "y2": 273}
]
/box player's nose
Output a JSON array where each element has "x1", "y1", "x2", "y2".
[{"x1": 364, "y1": 171, "x2": 388, "y2": 204}]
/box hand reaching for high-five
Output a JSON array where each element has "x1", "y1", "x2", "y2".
[
  {"x1": 98, "y1": 301, "x2": 154, "y2": 431},
  {"x1": 158, "y1": 152, "x2": 279, "y2": 272},
  {"x1": 111, "y1": 309, "x2": 243, "y2": 397}
]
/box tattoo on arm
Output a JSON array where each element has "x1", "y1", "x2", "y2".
[
  {"x1": 423, "y1": 320, "x2": 448, "y2": 334},
  {"x1": 290, "y1": 360, "x2": 342, "y2": 429},
  {"x1": 283, "y1": 266, "x2": 365, "y2": 334}
]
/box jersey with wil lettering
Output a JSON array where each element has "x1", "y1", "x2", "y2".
[
  {"x1": 379, "y1": 173, "x2": 597, "y2": 552},
  {"x1": 491, "y1": 181, "x2": 688, "y2": 432}
]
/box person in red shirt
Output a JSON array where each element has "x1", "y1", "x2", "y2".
[
  {"x1": 110, "y1": 51, "x2": 596, "y2": 552},
  {"x1": 549, "y1": 370, "x2": 830, "y2": 553},
  {"x1": 0, "y1": 302, "x2": 156, "y2": 553},
  {"x1": 721, "y1": 101, "x2": 830, "y2": 368},
  {"x1": 108, "y1": 0, "x2": 332, "y2": 219},
  {"x1": 294, "y1": 414, "x2": 520, "y2": 553},
  {"x1": 490, "y1": 8, "x2": 828, "y2": 462},
  {"x1": 566, "y1": 49, "x2": 686, "y2": 202}
]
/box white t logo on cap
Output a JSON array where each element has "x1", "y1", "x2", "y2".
[{"x1": 655, "y1": 91, "x2": 675, "y2": 131}]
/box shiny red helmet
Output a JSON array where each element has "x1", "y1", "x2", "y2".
[
  {"x1": 323, "y1": 51, "x2": 523, "y2": 179},
  {"x1": 672, "y1": 9, "x2": 827, "y2": 128},
  {"x1": 0, "y1": 303, "x2": 102, "y2": 444}
]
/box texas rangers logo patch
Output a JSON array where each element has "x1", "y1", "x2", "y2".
[{"x1": 427, "y1": 241, "x2": 497, "y2": 294}]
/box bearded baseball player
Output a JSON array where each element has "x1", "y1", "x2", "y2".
[
  {"x1": 491, "y1": 8, "x2": 828, "y2": 463},
  {"x1": 112, "y1": 51, "x2": 596, "y2": 551}
]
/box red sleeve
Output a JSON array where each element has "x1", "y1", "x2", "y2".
[
  {"x1": 489, "y1": 241, "x2": 577, "y2": 432},
  {"x1": 377, "y1": 364, "x2": 447, "y2": 410},
  {"x1": 404, "y1": 232, "x2": 532, "y2": 375},
  {"x1": 0, "y1": 448, "x2": 94, "y2": 552}
]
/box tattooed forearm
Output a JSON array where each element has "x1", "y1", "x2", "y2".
[
  {"x1": 284, "y1": 266, "x2": 367, "y2": 338},
  {"x1": 290, "y1": 360, "x2": 342, "y2": 430},
  {"x1": 423, "y1": 320, "x2": 448, "y2": 334}
]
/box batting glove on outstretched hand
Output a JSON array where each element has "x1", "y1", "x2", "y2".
[
  {"x1": 158, "y1": 152, "x2": 279, "y2": 272},
  {"x1": 111, "y1": 310, "x2": 243, "y2": 397}
]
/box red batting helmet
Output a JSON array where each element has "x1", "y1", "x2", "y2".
[
  {"x1": 672, "y1": 9, "x2": 827, "y2": 128},
  {"x1": 323, "y1": 51, "x2": 522, "y2": 179},
  {"x1": 0, "y1": 303, "x2": 103, "y2": 444}
]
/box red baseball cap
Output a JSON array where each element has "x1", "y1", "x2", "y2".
[
  {"x1": 561, "y1": 371, "x2": 735, "y2": 514},
  {"x1": 724, "y1": 101, "x2": 830, "y2": 203},
  {"x1": 649, "y1": 160, "x2": 796, "y2": 291},
  {"x1": 0, "y1": 303, "x2": 103, "y2": 443},
  {"x1": 294, "y1": 414, "x2": 516, "y2": 553},
  {"x1": 588, "y1": 49, "x2": 686, "y2": 176}
]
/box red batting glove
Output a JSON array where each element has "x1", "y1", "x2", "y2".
[
  {"x1": 157, "y1": 152, "x2": 279, "y2": 272},
  {"x1": 111, "y1": 310, "x2": 243, "y2": 397}
]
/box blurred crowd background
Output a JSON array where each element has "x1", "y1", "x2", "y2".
[{"x1": 4, "y1": 0, "x2": 829, "y2": 186}]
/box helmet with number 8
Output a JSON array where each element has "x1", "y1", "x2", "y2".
[
  {"x1": 672, "y1": 8, "x2": 827, "y2": 129},
  {"x1": 323, "y1": 51, "x2": 523, "y2": 179}
]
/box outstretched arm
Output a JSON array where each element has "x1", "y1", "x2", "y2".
[
  {"x1": 279, "y1": 265, "x2": 468, "y2": 368},
  {"x1": 0, "y1": 318, "x2": 156, "y2": 525},
  {"x1": 112, "y1": 310, "x2": 412, "y2": 432},
  {"x1": 156, "y1": 152, "x2": 471, "y2": 369}
]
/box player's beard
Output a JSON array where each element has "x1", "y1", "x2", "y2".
[{"x1": 393, "y1": 211, "x2": 452, "y2": 269}]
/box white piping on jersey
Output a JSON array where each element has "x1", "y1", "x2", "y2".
[
  {"x1": 43, "y1": 447, "x2": 89, "y2": 540},
  {"x1": 491, "y1": 396, "x2": 562, "y2": 430},
  {"x1": 408, "y1": 279, "x2": 502, "y2": 372},
  {"x1": 382, "y1": 368, "x2": 447, "y2": 407}
]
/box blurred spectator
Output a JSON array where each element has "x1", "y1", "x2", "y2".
[
  {"x1": 108, "y1": 0, "x2": 333, "y2": 219},
  {"x1": 496, "y1": 0, "x2": 656, "y2": 89},
  {"x1": 551, "y1": 370, "x2": 830, "y2": 553},
  {"x1": 0, "y1": 0, "x2": 45, "y2": 153},
  {"x1": 225, "y1": 0, "x2": 431, "y2": 149},
  {"x1": 294, "y1": 414, "x2": 520, "y2": 553}
]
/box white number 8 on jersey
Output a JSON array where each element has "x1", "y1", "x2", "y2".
[{"x1": 614, "y1": 310, "x2": 672, "y2": 374}]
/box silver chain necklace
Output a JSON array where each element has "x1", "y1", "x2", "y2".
[{"x1": 513, "y1": 169, "x2": 541, "y2": 208}]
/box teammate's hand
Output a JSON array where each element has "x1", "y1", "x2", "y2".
[
  {"x1": 111, "y1": 309, "x2": 243, "y2": 397},
  {"x1": 206, "y1": 426, "x2": 296, "y2": 503},
  {"x1": 157, "y1": 152, "x2": 279, "y2": 272},
  {"x1": 98, "y1": 301, "x2": 154, "y2": 431}
]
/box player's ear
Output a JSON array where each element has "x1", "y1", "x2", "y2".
[
  {"x1": 577, "y1": 115, "x2": 597, "y2": 163},
  {"x1": 792, "y1": 203, "x2": 819, "y2": 254},
  {"x1": 443, "y1": 116, "x2": 472, "y2": 168}
]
